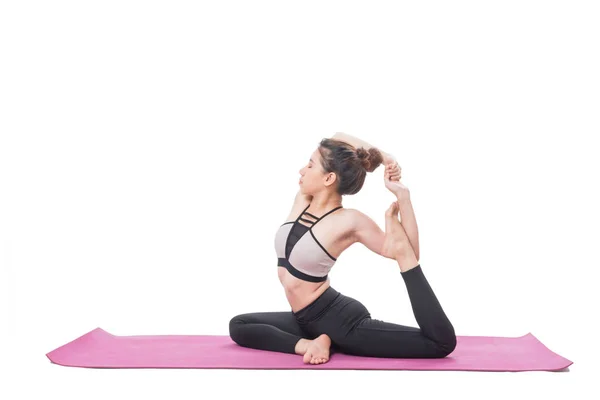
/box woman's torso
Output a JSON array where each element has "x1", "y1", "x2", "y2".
[{"x1": 277, "y1": 199, "x2": 355, "y2": 313}]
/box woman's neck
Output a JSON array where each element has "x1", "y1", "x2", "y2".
[{"x1": 307, "y1": 193, "x2": 342, "y2": 214}]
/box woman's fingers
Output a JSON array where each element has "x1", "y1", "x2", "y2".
[{"x1": 385, "y1": 163, "x2": 402, "y2": 181}]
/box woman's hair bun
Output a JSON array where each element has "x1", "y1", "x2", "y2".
[
  {"x1": 356, "y1": 147, "x2": 383, "y2": 173},
  {"x1": 356, "y1": 147, "x2": 369, "y2": 160}
]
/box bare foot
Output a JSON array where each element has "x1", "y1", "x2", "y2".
[
  {"x1": 382, "y1": 201, "x2": 411, "y2": 256},
  {"x1": 383, "y1": 201, "x2": 419, "y2": 272},
  {"x1": 300, "y1": 334, "x2": 332, "y2": 365}
]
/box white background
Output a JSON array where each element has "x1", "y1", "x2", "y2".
[{"x1": 1, "y1": 0, "x2": 598, "y2": 399}]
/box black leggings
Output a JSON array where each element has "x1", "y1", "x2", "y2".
[{"x1": 229, "y1": 264, "x2": 457, "y2": 358}]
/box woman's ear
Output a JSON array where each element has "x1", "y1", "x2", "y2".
[{"x1": 323, "y1": 172, "x2": 336, "y2": 188}]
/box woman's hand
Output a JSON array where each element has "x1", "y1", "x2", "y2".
[{"x1": 384, "y1": 161, "x2": 410, "y2": 202}]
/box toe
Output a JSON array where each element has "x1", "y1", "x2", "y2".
[{"x1": 303, "y1": 352, "x2": 311, "y2": 364}]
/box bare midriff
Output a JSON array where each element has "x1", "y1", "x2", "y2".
[{"x1": 277, "y1": 266, "x2": 331, "y2": 313}]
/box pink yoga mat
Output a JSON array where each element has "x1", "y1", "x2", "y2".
[{"x1": 46, "y1": 327, "x2": 572, "y2": 372}]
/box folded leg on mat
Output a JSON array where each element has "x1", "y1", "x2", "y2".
[
  {"x1": 332, "y1": 265, "x2": 457, "y2": 358},
  {"x1": 229, "y1": 311, "x2": 316, "y2": 355},
  {"x1": 338, "y1": 317, "x2": 450, "y2": 358}
]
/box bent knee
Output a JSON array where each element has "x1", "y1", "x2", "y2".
[
  {"x1": 436, "y1": 334, "x2": 457, "y2": 357},
  {"x1": 228, "y1": 315, "x2": 246, "y2": 340}
]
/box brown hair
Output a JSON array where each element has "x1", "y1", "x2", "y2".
[{"x1": 317, "y1": 138, "x2": 384, "y2": 195}]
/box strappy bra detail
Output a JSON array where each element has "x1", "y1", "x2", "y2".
[{"x1": 274, "y1": 203, "x2": 343, "y2": 283}]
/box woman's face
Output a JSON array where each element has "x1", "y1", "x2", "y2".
[{"x1": 298, "y1": 149, "x2": 323, "y2": 193}]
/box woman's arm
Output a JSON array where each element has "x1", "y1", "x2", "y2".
[
  {"x1": 294, "y1": 189, "x2": 312, "y2": 206},
  {"x1": 332, "y1": 132, "x2": 393, "y2": 162},
  {"x1": 351, "y1": 203, "x2": 420, "y2": 262},
  {"x1": 332, "y1": 132, "x2": 377, "y2": 150},
  {"x1": 350, "y1": 209, "x2": 391, "y2": 259},
  {"x1": 383, "y1": 164, "x2": 419, "y2": 260}
]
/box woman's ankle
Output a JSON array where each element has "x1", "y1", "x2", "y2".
[
  {"x1": 396, "y1": 250, "x2": 419, "y2": 273},
  {"x1": 295, "y1": 338, "x2": 310, "y2": 355}
]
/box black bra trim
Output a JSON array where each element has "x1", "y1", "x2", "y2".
[
  {"x1": 280, "y1": 204, "x2": 343, "y2": 228},
  {"x1": 312, "y1": 205, "x2": 343, "y2": 222},
  {"x1": 309, "y1": 229, "x2": 337, "y2": 261},
  {"x1": 277, "y1": 258, "x2": 327, "y2": 283},
  {"x1": 283, "y1": 204, "x2": 312, "y2": 260}
]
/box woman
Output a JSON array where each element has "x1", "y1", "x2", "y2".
[{"x1": 229, "y1": 132, "x2": 456, "y2": 364}]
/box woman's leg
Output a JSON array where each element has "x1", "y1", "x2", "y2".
[
  {"x1": 229, "y1": 311, "x2": 313, "y2": 354},
  {"x1": 331, "y1": 202, "x2": 456, "y2": 358},
  {"x1": 337, "y1": 264, "x2": 456, "y2": 358}
]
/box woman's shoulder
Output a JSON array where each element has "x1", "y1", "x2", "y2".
[
  {"x1": 337, "y1": 207, "x2": 365, "y2": 234},
  {"x1": 340, "y1": 207, "x2": 364, "y2": 219}
]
